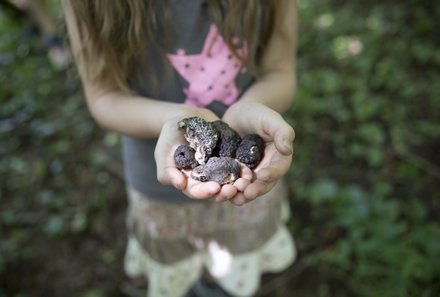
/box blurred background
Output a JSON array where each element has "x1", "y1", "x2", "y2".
[{"x1": 1, "y1": 0, "x2": 439, "y2": 296}]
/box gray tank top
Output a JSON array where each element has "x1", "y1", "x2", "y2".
[{"x1": 123, "y1": 0, "x2": 257, "y2": 203}]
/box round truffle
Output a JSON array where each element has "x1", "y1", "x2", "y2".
[
  {"x1": 174, "y1": 144, "x2": 198, "y2": 170},
  {"x1": 191, "y1": 157, "x2": 241, "y2": 185},
  {"x1": 211, "y1": 120, "x2": 242, "y2": 158},
  {"x1": 236, "y1": 134, "x2": 265, "y2": 169}
]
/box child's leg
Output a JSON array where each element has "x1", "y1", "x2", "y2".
[
  {"x1": 124, "y1": 183, "x2": 296, "y2": 297},
  {"x1": 124, "y1": 188, "x2": 204, "y2": 297}
]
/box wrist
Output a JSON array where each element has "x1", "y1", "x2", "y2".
[{"x1": 223, "y1": 101, "x2": 267, "y2": 131}]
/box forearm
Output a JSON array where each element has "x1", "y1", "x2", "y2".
[
  {"x1": 223, "y1": 69, "x2": 296, "y2": 132},
  {"x1": 88, "y1": 70, "x2": 296, "y2": 138},
  {"x1": 238, "y1": 70, "x2": 296, "y2": 113},
  {"x1": 88, "y1": 92, "x2": 177, "y2": 138},
  {"x1": 86, "y1": 90, "x2": 211, "y2": 138},
  {"x1": 231, "y1": 0, "x2": 298, "y2": 115}
]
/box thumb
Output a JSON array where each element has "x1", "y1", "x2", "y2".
[
  {"x1": 253, "y1": 105, "x2": 295, "y2": 155},
  {"x1": 273, "y1": 121, "x2": 295, "y2": 156}
]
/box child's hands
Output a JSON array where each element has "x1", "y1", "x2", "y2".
[
  {"x1": 222, "y1": 102, "x2": 295, "y2": 205},
  {"x1": 155, "y1": 108, "x2": 253, "y2": 200},
  {"x1": 181, "y1": 161, "x2": 254, "y2": 201},
  {"x1": 154, "y1": 103, "x2": 294, "y2": 204},
  {"x1": 155, "y1": 110, "x2": 220, "y2": 199}
]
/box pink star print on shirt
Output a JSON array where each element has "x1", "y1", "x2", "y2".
[{"x1": 168, "y1": 24, "x2": 248, "y2": 107}]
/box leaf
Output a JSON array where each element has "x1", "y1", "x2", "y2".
[
  {"x1": 309, "y1": 179, "x2": 339, "y2": 204},
  {"x1": 43, "y1": 215, "x2": 66, "y2": 237}
]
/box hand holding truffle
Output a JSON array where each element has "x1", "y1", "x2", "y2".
[
  {"x1": 155, "y1": 111, "x2": 226, "y2": 200},
  {"x1": 157, "y1": 102, "x2": 294, "y2": 205},
  {"x1": 174, "y1": 117, "x2": 258, "y2": 185},
  {"x1": 222, "y1": 102, "x2": 295, "y2": 205}
]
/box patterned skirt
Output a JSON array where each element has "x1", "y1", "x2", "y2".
[{"x1": 124, "y1": 181, "x2": 296, "y2": 297}]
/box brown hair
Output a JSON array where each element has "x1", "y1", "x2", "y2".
[{"x1": 63, "y1": 0, "x2": 284, "y2": 93}]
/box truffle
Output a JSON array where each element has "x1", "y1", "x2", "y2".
[
  {"x1": 211, "y1": 120, "x2": 242, "y2": 158},
  {"x1": 236, "y1": 134, "x2": 265, "y2": 169},
  {"x1": 174, "y1": 117, "x2": 267, "y2": 186},
  {"x1": 191, "y1": 157, "x2": 241, "y2": 185},
  {"x1": 174, "y1": 145, "x2": 198, "y2": 169},
  {"x1": 178, "y1": 117, "x2": 218, "y2": 164}
]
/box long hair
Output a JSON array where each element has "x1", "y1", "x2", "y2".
[{"x1": 63, "y1": 0, "x2": 285, "y2": 93}]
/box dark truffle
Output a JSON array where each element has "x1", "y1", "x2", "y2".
[
  {"x1": 191, "y1": 157, "x2": 241, "y2": 185},
  {"x1": 174, "y1": 145, "x2": 198, "y2": 170},
  {"x1": 211, "y1": 120, "x2": 242, "y2": 158},
  {"x1": 236, "y1": 134, "x2": 265, "y2": 169},
  {"x1": 175, "y1": 117, "x2": 267, "y2": 187},
  {"x1": 178, "y1": 117, "x2": 218, "y2": 164}
]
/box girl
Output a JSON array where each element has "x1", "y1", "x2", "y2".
[{"x1": 62, "y1": 1, "x2": 298, "y2": 296}]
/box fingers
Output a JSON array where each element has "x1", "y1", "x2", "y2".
[
  {"x1": 244, "y1": 180, "x2": 276, "y2": 200},
  {"x1": 233, "y1": 177, "x2": 251, "y2": 192},
  {"x1": 228, "y1": 183, "x2": 272, "y2": 205},
  {"x1": 240, "y1": 164, "x2": 254, "y2": 180},
  {"x1": 228, "y1": 175, "x2": 275, "y2": 206},
  {"x1": 256, "y1": 166, "x2": 282, "y2": 183},
  {"x1": 254, "y1": 143, "x2": 293, "y2": 177},
  {"x1": 185, "y1": 180, "x2": 221, "y2": 199},
  {"x1": 257, "y1": 110, "x2": 295, "y2": 156},
  {"x1": 273, "y1": 122, "x2": 295, "y2": 156},
  {"x1": 155, "y1": 140, "x2": 220, "y2": 199},
  {"x1": 264, "y1": 116, "x2": 295, "y2": 156},
  {"x1": 236, "y1": 151, "x2": 290, "y2": 203},
  {"x1": 164, "y1": 166, "x2": 187, "y2": 190},
  {"x1": 212, "y1": 176, "x2": 252, "y2": 202},
  {"x1": 229, "y1": 193, "x2": 247, "y2": 206},
  {"x1": 227, "y1": 178, "x2": 276, "y2": 206},
  {"x1": 156, "y1": 141, "x2": 186, "y2": 188},
  {"x1": 197, "y1": 164, "x2": 253, "y2": 203},
  {"x1": 224, "y1": 102, "x2": 295, "y2": 156},
  {"x1": 214, "y1": 184, "x2": 238, "y2": 202},
  {"x1": 219, "y1": 147, "x2": 291, "y2": 204}
]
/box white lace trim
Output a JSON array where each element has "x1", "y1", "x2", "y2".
[{"x1": 124, "y1": 226, "x2": 296, "y2": 297}]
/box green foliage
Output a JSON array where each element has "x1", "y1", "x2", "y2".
[
  {"x1": 288, "y1": 0, "x2": 440, "y2": 296},
  {"x1": 1, "y1": 1, "x2": 439, "y2": 297},
  {"x1": 0, "y1": 6, "x2": 125, "y2": 297}
]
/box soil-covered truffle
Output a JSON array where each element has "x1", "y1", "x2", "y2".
[
  {"x1": 211, "y1": 120, "x2": 242, "y2": 158},
  {"x1": 174, "y1": 145, "x2": 198, "y2": 170},
  {"x1": 236, "y1": 134, "x2": 265, "y2": 169},
  {"x1": 178, "y1": 117, "x2": 218, "y2": 164},
  {"x1": 191, "y1": 157, "x2": 241, "y2": 185},
  {"x1": 175, "y1": 117, "x2": 267, "y2": 185}
]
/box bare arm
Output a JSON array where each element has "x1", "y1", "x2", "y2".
[
  {"x1": 62, "y1": 1, "x2": 217, "y2": 139},
  {"x1": 62, "y1": 1, "x2": 223, "y2": 199},
  {"x1": 224, "y1": 0, "x2": 297, "y2": 119},
  {"x1": 81, "y1": 88, "x2": 214, "y2": 138},
  {"x1": 221, "y1": 0, "x2": 298, "y2": 204}
]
